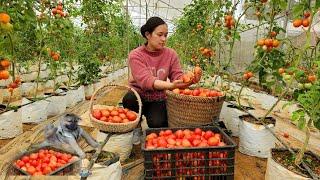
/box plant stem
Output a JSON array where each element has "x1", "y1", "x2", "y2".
[
  {"x1": 295, "y1": 119, "x2": 312, "y2": 165},
  {"x1": 8, "y1": 34, "x2": 15, "y2": 81}
]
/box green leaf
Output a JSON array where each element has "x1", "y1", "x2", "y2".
[
  {"x1": 297, "y1": 115, "x2": 306, "y2": 129},
  {"x1": 316, "y1": 0, "x2": 320, "y2": 8}
]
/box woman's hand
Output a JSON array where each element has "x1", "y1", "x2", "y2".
[{"x1": 172, "y1": 79, "x2": 192, "y2": 89}]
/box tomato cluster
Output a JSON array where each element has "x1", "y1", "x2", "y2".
[
  {"x1": 92, "y1": 106, "x2": 137, "y2": 123},
  {"x1": 51, "y1": 2, "x2": 68, "y2": 18},
  {"x1": 7, "y1": 77, "x2": 21, "y2": 93},
  {"x1": 146, "y1": 128, "x2": 228, "y2": 178},
  {"x1": 0, "y1": 58, "x2": 10, "y2": 80},
  {"x1": 243, "y1": 71, "x2": 254, "y2": 80},
  {"x1": 224, "y1": 15, "x2": 235, "y2": 29},
  {"x1": 172, "y1": 88, "x2": 224, "y2": 98},
  {"x1": 293, "y1": 12, "x2": 310, "y2": 28},
  {"x1": 14, "y1": 149, "x2": 78, "y2": 176},
  {"x1": 257, "y1": 38, "x2": 280, "y2": 52},
  {"x1": 181, "y1": 65, "x2": 202, "y2": 84},
  {"x1": 47, "y1": 49, "x2": 61, "y2": 61},
  {"x1": 199, "y1": 47, "x2": 215, "y2": 58},
  {"x1": 0, "y1": 12, "x2": 13, "y2": 32},
  {"x1": 145, "y1": 128, "x2": 226, "y2": 149}
]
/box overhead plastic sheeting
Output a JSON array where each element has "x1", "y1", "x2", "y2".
[{"x1": 125, "y1": 0, "x2": 192, "y2": 33}]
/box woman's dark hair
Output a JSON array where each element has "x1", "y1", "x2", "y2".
[{"x1": 140, "y1": 16, "x2": 166, "y2": 38}]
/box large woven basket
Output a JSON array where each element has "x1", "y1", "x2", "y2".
[
  {"x1": 166, "y1": 90, "x2": 225, "y2": 127},
  {"x1": 89, "y1": 84, "x2": 142, "y2": 133}
]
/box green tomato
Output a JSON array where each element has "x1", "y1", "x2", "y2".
[
  {"x1": 297, "y1": 83, "x2": 304, "y2": 89},
  {"x1": 304, "y1": 83, "x2": 312, "y2": 89},
  {"x1": 283, "y1": 74, "x2": 291, "y2": 81},
  {"x1": 0, "y1": 22, "x2": 13, "y2": 32},
  {"x1": 223, "y1": 75, "x2": 228, "y2": 79}
]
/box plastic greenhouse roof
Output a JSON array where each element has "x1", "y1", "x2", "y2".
[{"x1": 125, "y1": 0, "x2": 192, "y2": 33}]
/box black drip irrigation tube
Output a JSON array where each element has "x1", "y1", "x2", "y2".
[{"x1": 227, "y1": 101, "x2": 319, "y2": 180}]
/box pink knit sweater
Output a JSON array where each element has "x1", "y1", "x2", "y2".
[{"x1": 128, "y1": 45, "x2": 183, "y2": 101}]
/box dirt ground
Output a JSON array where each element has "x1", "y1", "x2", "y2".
[{"x1": 0, "y1": 77, "x2": 267, "y2": 179}]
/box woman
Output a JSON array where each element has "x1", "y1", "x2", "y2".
[{"x1": 122, "y1": 16, "x2": 201, "y2": 128}]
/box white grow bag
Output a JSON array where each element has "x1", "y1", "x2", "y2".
[
  {"x1": 64, "y1": 86, "x2": 85, "y2": 107},
  {"x1": 265, "y1": 156, "x2": 310, "y2": 180},
  {"x1": 21, "y1": 98, "x2": 49, "y2": 123},
  {"x1": 0, "y1": 77, "x2": 12, "y2": 87},
  {"x1": 0, "y1": 109, "x2": 23, "y2": 139},
  {"x1": 45, "y1": 95, "x2": 67, "y2": 117},
  {"x1": 21, "y1": 82, "x2": 37, "y2": 97},
  {"x1": 255, "y1": 92, "x2": 278, "y2": 110},
  {"x1": 219, "y1": 102, "x2": 249, "y2": 137},
  {"x1": 239, "y1": 118, "x2": 276, "y2": 158},
  {"x1": 21, "y1": 72, "x2": 38, "y2": 82},
  {"x1": 84, "y1": 84, "x2": 94, "y2": 99}
]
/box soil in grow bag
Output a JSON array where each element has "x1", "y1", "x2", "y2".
[
  {"x1": 226, "y1": 104, "x2": 254, "y2": 111},
  {"x1": 272, "y1": 150, "x2": 320, "y2": 178},
  {"x1": 242, "y1": 115, "x2": 275, "y2": 125},
  {"x1": 0, "y1": 104, "x2": 6, "y2": 111}
]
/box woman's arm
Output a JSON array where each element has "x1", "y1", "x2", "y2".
[{"x1": 153, "y1": 79, "x2": 190, "y2": 90}]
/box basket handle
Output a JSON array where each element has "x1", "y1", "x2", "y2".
[{"x1": 89, "y1": 84, "x2": 142, "y2": 122}]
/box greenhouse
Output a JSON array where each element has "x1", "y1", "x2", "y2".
[{"x1": 0, "y1": 0, "x2": 319, "y2": 179}]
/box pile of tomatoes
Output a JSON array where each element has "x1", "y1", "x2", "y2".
[
  {"x1": 145, "y1": 128, "x2": 226, "y2": 149},
  {"x1": 14, "y1": 149, "x2": 78, "y2": 176},
  {"x1": 145, "y1": 128, "x2": 229, "y2": 178},
  {"x1": 92, "y1": 106, "x2": 137, "y2": 123},
  {"x1": 172, "y1": 88, "x2": 224, "y2": 98}
]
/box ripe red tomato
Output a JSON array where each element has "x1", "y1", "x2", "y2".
[
  {"x1": 194, "y1": 128, "x2": 202, "y2": 135},
  {"x1": 172, "y1": 88, "x2": 180, "y2": 94},
  {"x1": 209, "y1": 90, "x2": 218, "y2": 97},
  {"x1": 101, "y1": 109, "x2": 110, "y2": 117},
  {"x1": 192, "y1": 139, "x2": 201, "y2": 146},
  {"x1": 182, "y1": 139, "x2": 192, "y2": 147},
  {"x1": 110, "y1": 110, "x2": 119, "y2": 116},
  {"x1": 192, "y1": 89, "x2": 200, "y2": 96},
  {"x1": 118, "y1": 108, "x2": 125, "y2": 113},
  {"x1": 164, "y1": 129, "x2": 173, "y2": 136},
  {"x1": 167, "y1": 138, "x2": 176, "y2": 145},
  {"x1": 27, "y1": 166, "x2": 36, "y2": 175},
  {"x1": 119, "y1": 113, "x2": 126, "y2": 119},
  {"x1": 30, "y1": 160, "x2": 38, "y2": 167},
  {"x1": 43, "y1": 166, "x2": 52, "y2": 175},
  {"x1": 157, "y1": 138, "x2": 167, "y2": 148},
  {"x1": 112, "y1": 116, "x2": 122, "y2": 123},
  {"x1": 204, "y1": 131, "x2": 213, "y2": 140},
  {"x1": 100, "y1": 116, "x2": 107, "y2": 121},
  {"x1": 30, "y1": 153, "x2": 39, "y2": 160},
  {"x1": 16, "y1": 160, "x2": 25, "y2": 167},
  {"x1": 92, "y1": 109, "x2": 102, "y2": 120},
  {"x1": 21, "y1": 156, "x2": 30, "y2": 163},
  {"x1": 175, "y1": 130, "x2": 184, "y2": 139},
  {"x1": 126, "y1": 111, "x2": 137, "y2": 121},
  {"x1": 208, "y1": 137, "x2": 219, "y2": 146}
]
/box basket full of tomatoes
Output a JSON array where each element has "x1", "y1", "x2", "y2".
[
  {"x1": 166, "y1": 86, "x2": 225, "y2": 127},
  {"x1": 89, "y1": 84, "x2": 141, "y2": 133},
  {"x1": 11, "y1": 146, "x2": 80, "y2": 176}
]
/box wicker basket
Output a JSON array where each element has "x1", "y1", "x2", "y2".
[
  {"x1": 166, "y1": 90, "x2": 225, "y2": 127},
  {"x1": 89, "y1": 84, "x2": 142, "y2": 133}
]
